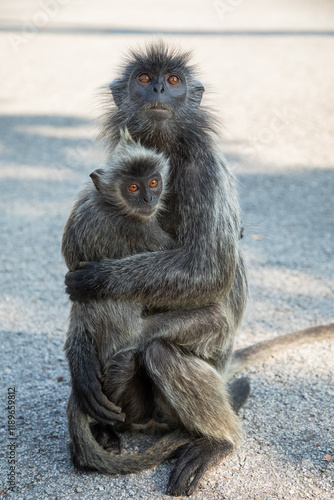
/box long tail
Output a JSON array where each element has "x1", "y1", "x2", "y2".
[
  {"x1": 228, "y1": 323, "x2": 334, "y2": 379},
  {"x1": 67, "y1": 394, "x2": 189, "y2": 475}
]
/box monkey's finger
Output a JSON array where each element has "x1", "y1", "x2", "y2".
[
  {"x1": 89, "y1": 393, "x2": 126, "y2": 423},
  {"x1": 65, "y1": 270, "x2": 77, "y2": 280},
  {"x1": 91, "y1": 411, "x2": 126, "y2": 425},
  {"x1": 65, "y1": 272, "x2": 84, "y2": 289},
  {"x1": 94, "y1": 393, "x2": 123, "y2": 415},
  {"x1": 64, "y1": 273, "x2": 79, "y2": 295},
  {"x1": 167, "y1": 456, "x2": 201, "y2": 497},
  {"x1": 185, "y1": 463, "x2": 207, "y2": 496},
  {"x1": 79, "y1": 261, "x2": 90, "y2": 269},
  {"x1": 86, "y1": 396, "x2": 126, "y2": 424},
  {"x1": 92, "y1": 389, "x2": 123, "y2": 414},
  {"x1": 65, "y1": 282, "x2": 92, "y2": 302},
  {"x1": 167, "y1": 441, "x2": 207, "y2": 496},
  {"x1": 65, "y1": 269, "x2": 86, "y2": 284},
  {"x1": 65, "y1": 271, "x2": 101, "y2": 302}
]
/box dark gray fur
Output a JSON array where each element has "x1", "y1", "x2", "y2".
[
  {"x1": 63, "y1": 41, "x2": 334, "y2": 496},
  {"x1": 62, "y1": 129, "x2": 183, "y2": 467},
  {"x1": 63, "y1": 40, "x2": 249, "y2": 496}
]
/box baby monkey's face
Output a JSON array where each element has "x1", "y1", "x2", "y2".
[{"x1": 120, "y1": 172, "x2": 163, "y2": 217}]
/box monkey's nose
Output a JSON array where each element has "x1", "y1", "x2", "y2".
[
  {"x1": 143, "y1": 195, "x2": 153, "y2": 203},
  {"x1": 153, "y1": 83, "x2": 164, "y2": 93}
]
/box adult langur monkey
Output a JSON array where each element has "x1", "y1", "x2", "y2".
[{"x1": 65, "y1": 41, "x2": 334, "y2": 496}]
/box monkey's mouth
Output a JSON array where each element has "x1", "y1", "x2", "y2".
[
  {"x1": 133, "y1": 207, "x2": 156, "y2": 219},
  {"x1": 139, "y1": 206, "x2": 156, "y2": 214},
  {"x1": 145, "y1": 105, "x2": 172, "y2": 112},
  {"x1": 144, "y1": 105, "x2": 173, "y2": 121}
]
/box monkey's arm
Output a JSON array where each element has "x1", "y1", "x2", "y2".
[
  {"x1": 65, "y1": 160, "x2": 241, "y2": 306},
  {"x1": 62, "y1": 212, "x2": 81, "y2": 271},
  {"x1": 62, "y1": 199, "x2": 129, "y2": 423},
  {"x1": 65, "y1": 321, "x2": 126, "y2": 424},
  {"x1": 61, "y1": 195, "x2": 94, "y2": 271},
  {"x1": 228, "y1": 323, "x2": 334, "y2": 379}
]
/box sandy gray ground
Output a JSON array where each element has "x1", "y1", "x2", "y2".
[{"x1": 0, "y1": 0, "x2": 333, "y2": 498}]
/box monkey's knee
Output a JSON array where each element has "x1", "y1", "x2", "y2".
[
  {"x1": 145, "y1": 338, "x2": 167, "y2": 358},
  {"x1": 144, "y1": 338, "x2": 175, "y2": 370}
]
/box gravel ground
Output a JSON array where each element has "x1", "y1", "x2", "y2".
[{"x1": 0, "y1": 1, "x2": 333, "y2": 499}]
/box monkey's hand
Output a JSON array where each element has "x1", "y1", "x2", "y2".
[
  {"x1": 73, "y1": 366, "x2": 126, "y2": 424},
  {"x1": 65, "y1": 262, "x2": 105, "y2": 302}
]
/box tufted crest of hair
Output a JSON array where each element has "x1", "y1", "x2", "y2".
[
  {"x1": 98, "y1": 39, "x2": 218, "y2": 153},
  {"x1": 108, "y1": 128, "x2": 169, "y2": 181}
]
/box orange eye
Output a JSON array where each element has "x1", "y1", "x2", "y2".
[
  {"x1": 138, "y1": 73, "x2": 151, "y2": 83},
  {"x1": 149, "y1": 179, "x2": 159, "y2": 188},
  {"x1": 168, "y1": 75, "x2": 179, "y2": 85},
  {"x1": 128, "y1": 184, "x2": 139, "y2": 192}
]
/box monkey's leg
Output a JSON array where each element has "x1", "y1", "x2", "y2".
[
  {"x1": 166, "y1": 378, "x2": 251, "y2": 495},
  {"x1": 144, "y1": 339, "x2": 243, "y2": 496},
  {"x1": 170, "y1": 376, "x2": 250, "y2": 458},
  {"x1": 65, "y1": 302, "x2": 126, "y2": 425},
  {"x1": 166, "y1": 379, "x2": 250, "y2": 497},
  {"x1": 144, "y1": 339, "x2": 241, "y2": 444},
  {"x1": 103, "y1": 349, "x2": 155, "y2": 426}
]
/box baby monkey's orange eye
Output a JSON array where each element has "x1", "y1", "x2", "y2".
[
  {"x1": 138, "y1": 74, "x2": 151, "y2": 83},
  {"x1": 168, "y1": 75, "x2": 179, "y2": 85},
  {"x1": 128, "y1": 184, "x2": 139, "y2": 192},
  {"x1": 149, "y1": 179, "x2": 159, "y2": 188}
]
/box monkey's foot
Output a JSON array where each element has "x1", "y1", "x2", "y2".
[
  {"x1": 167, "y1": 438, "x2": 233, "y2": 497},
  {"x1": 90, "y1": 423, "x2": 121, "y2": 454}
]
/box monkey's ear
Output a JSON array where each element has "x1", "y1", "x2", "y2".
[
  {"x1": 192, "y1": 81, "x2": 205, "y2": 106},
  {"x1": 90, "y1": 168, "x2": 105, "y2": 192},
  {"x1": 109, "y1": 79, "x2": 124, "y2": 107},
  {"x1": 119, "y1": 128, "x2": 135, "y2": 146}
]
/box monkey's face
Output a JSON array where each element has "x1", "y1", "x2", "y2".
[
  {"x1": 128, "y1": 69, "x2": 187, "y2": 121},
  {"x1": 108, "y1": 44, "x2": 205, "y2": 145},
  {"x1": 120, "y1": 173, "x2": 163, "y2": 218}
]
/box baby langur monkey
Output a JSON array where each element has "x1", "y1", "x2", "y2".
[{"x1": 62, "y1": 129, "x2": 175, "y2": 462}]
